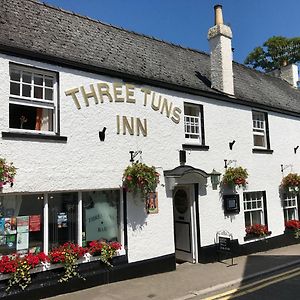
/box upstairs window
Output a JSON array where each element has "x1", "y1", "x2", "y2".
[
  {"x1": 252, "y1": 111, "x2": 269, "y2": 149},
  {"x1": 184, "y1": 103, "x2": 205, "y2": 144},
  {"x1": 9, "y1": 64, "x2": 57, "y2": 133}
]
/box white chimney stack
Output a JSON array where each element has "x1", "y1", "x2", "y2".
[
  {"x1": 269, "y1": 64, "x2": 299, "y2": 88},
  {"x1": 208, "y1": 5, "x2": 234, "y2": 95}
]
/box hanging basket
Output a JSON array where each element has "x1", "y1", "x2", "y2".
[
  {"x1": 122, "y1": 162, "x2": 159, "y2": 198},
  {"x1": 281, "y1": 173, "x2": 300, "y2": 195},
  {"x1": 0, "y1": 158, "x2": 17, "y2": 190},
  {"x1": 221, "y1": 166, "x2": 248, "y2": 189}
]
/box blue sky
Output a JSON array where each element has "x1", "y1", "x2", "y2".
[{"x1": 44, "y1": 0, "x2": 299, "y2": 65}]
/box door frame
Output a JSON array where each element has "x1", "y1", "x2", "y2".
[{"x1": 173, "y1": 184, "x2": 199, "y2": 263}]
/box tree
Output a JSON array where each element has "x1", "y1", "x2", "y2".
[{"x1": 244, "y1": 36, "x2": 300, "y2": 72}]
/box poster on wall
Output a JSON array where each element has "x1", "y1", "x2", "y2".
[
  {"x1": 0, "y1": 218, "x2": 5, "y2": 235},
  {"x1": 146, "y1": 192, "x2": 158, "y2": 214},
  {"x1": 16, "y1": 232, "x2": 29, "y2": 251},
  {"x1": 4, "y1": 217, "x2": 17, "y2": 235},
  {"x1": 57, "y1": 212, "x2": 68, "y2": 228},
  {"x1": 29, "y1": 215, "x2": 41, "y2": 232},
  {"x1": 6, "y1": 235, "x2": 16, "y2": 249},
  {"x1": 17, "y1": 216, "x2": 29, "y2": 233}
]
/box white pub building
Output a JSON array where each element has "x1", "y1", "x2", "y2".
[{"x1": 0, "y1": 0, "x2": 299, "y2": 298}]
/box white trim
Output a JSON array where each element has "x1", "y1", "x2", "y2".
[
  {"x1": 78, "y1": 191, "x2": 83, "y2": 246},
  {"x1": 43, "y1": 194, "x2": 49, "y2": 255}
]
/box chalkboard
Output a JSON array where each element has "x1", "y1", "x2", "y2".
[{"x1": 219, "y1": 236, "x2": 231, "y2": 252}]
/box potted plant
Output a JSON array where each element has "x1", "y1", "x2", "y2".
[
  {"x1": 285, "y1": 220, "x2": 300, "y2": 239},
  {"x1": 221, "y1": 167, "x2": 248, "y2": 189},
  {"x1": 122, "y1": 162, "x2": 160, "y2": 198},
  {"x1": 0, "y1": 158, "x2": 17, "y2": 190},
  {"x1": 245, "y1": 224, "x2": 271, "y2": 239},
  {"x1": 281, "y1": 173, "x2": 300, "y2": 195}
]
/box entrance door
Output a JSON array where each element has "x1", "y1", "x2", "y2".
[{"x1": 173, "y1": 186, "x2": 197, "y2": 263}]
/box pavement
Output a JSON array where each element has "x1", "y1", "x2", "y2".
[{"x1": 44, "y1": 243, "x2": 300, "y2": 300}]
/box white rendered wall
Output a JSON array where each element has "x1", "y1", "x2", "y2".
[{"x1": 0, "y1": 53, "x2": 299, "y2": 261}]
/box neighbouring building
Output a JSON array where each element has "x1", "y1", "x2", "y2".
[{"x1": 0, "y1": 0, "x2": 299, "y2": 298}]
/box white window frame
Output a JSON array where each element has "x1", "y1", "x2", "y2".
[
  {"x1": 243, "y1": 191, "x2": 265, "y2": 226},
  {"x1": 283, "y1": 193, "x2": 298, "y2": 222},
  {"x1": 184, "y1": 103, "x2": 202, "y2": 144},
  {"x1": 252, "y1": 110, "x2": 267, "y2": 149},
  {"x1": 9, "y1": 63, "x2": 58, "y2": 134}
]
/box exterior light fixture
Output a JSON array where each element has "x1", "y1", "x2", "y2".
[{"x1": 210, "y1": 169, "x2": 221, "y2": 189}]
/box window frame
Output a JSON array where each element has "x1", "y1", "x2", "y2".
[
  {"x1": 183, "y1": 102, "x2": 205, "y2": 146},
  {"x1": 252, "y1": 110, "x2": 271, "y2": 150},
  {"x1": 9, "y1": 63, "x2": 59, "y2": 135},
  {"x1": 243, "y1": 191, "x2": 268, "y2": 228},
  {"x1": 283, "y1": 193, "x2": 299, "y2": 222}
]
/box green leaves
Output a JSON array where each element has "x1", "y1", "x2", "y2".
[
  {"x1": 244, "y1": 36, "x2": 300, "y2": 71},
  {"x1": 222, "y1": 167, "x2": 248, "y2": 188}
]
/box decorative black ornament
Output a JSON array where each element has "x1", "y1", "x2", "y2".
[
  {"x1": 229, "y1": 140, "x2": 236, "y2": 150},
  {"x1": 99, "y1": 127, "x2": 106, "y2": 141}
]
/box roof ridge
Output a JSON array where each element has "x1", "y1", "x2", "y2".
[{"x1": 31, "y1": 0, "x2": 211, "y2": 57}]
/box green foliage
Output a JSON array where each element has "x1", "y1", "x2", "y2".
[
  {"x1": 281, "y1": 173, "x2": 300, "y2": 194},
  {"x1": 244, "y1": 36, "x2": 300, "y2": 71},
  {"x1": 222, "y1": 167, "x2": 248, "y2": 188},
  {"x1": 123, "y1": 162, "x2": 159, "y2": 197}
]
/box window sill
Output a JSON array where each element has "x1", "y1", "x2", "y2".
[
  {"x1": 252, "y1": 148, "x2": 273, "y2": 154},
  {"x1": 1, "y1": 131, "x2": 67, "y2": 142},
  {"x1": 182, "y1": 144, "x2": 209, "y2": 151},
  {"x1": 244, "y1": 232, "x2": 272, "y2": 242}
]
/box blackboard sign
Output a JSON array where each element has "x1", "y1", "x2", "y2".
[{"x1": 219, "y1": 236, "x2": 231, "y2": 252}]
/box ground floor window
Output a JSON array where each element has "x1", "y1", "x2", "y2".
[
  {"x1": 283, "y1": 193, "x2": 298, "y2": 221},
  {"x1": 0, "y1": 189, "x2": 122, "y2": 256},
  {"x1": 82, "y1": 190, "x2": 121, "y2": 247},
  {"x1": 0, "y1": 194, "x2": 44, "y2": 255},
  {"x1": 243, "y1": 191, "x2": 267, "y2": 227}
]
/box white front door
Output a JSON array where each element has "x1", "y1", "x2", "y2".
[{"x1": 173, "y1": 186, "x2": 197, "y2": 263}]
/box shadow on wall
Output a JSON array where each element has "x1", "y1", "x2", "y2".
[{"x1": 126, "y1": 192, "x2": 147, "y2": 231}]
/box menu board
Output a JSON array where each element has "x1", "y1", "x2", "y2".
[{"x1": 29, "y1": 215, "x2": 41, "y2": 232}]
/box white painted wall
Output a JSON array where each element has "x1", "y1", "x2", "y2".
[{"x1": 0, "y1": 53, "x2": 299, "y2": 262}]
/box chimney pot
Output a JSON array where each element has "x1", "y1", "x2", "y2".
[{"x1": 214, "y1": 4, "x2": 224, "y2": 25}]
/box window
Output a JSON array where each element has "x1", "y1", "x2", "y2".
[
  {"x1": 283, "y1": 193, "x2": 299, "y2": 221},
  {"x1": 243, "y1": 191, "x2": 267, "y2": 227},
  {"x1": 184, "y1": 103, "x2": 204, "y2": 144},
  {"x1": 82, "y1": 190, "x2": 121, "y2": 247},
  {"x1": 9, "y1": 64, "x2": 57, "y2": 133},
  {"x1": 252, "y1": 111, "x2": 269, "y2": 149},
  {"x1": 0, "y1": 194, "x2": 44, "y2": 255}
]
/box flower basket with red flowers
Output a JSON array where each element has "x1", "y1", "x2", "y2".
[
  {"x1": 122, "y1": 162, "x2": 160, "y2": 198},
  {"x1": 285, "y1": 219, "x2": 300, "y2": 238},
  {"x1": 48, "y1": 242, "x2": 88, "y2": 283},
  {"x1": 281, "y1": 173, "x2": 300, "y2": 195},
  {"x1": 222, "y1": 167, "x2": 248, "y2": 189},
  {"x1": 0, "y1": 252, "x2": 49, "y2": 292},
  {"x1": 88, "y1": 240, "x2": 122, "y2": 266},
  {"x1": 245, "y1": 224, "x2": 271, "y2": 238},
  {"x1": 0, "y1": 158, "x2": 17, "y2": 190}
]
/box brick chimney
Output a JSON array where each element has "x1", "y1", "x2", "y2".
[
  {"x1": 207, "y1": 5, "x2": 234, "y2": 95},
  {"x1": 269, "y1": 63, "x2": 299, "y2": 88}
]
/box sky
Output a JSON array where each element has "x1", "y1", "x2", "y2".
[{"x1": 43, "y1": 0, "x2": 299, "y2": 65}]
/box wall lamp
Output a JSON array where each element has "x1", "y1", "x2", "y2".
[{"x1": 210, "y1": 169, "x2": 222, "y2": 190}]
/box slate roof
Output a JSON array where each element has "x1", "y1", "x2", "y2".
[{"x1": 1, "y1": 0, "x2": 299, "y2": 115}]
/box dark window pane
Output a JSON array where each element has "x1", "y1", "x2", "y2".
[
  {"x1": 34, "y1": 86, "x2": 43, "y2": 99},
  {"x1": 10, "y1": 69, "x2": 21, "y2": 82},
  {"x1": 45, "y1": 77, "x2": 54, "y2": 87},
  {"x1": 45, "y1": 89, "x2": 53, "y2": 100},
  {"x1": 34, "y1": 75, "x2": 43, "y2": 86},
  {"x1": 10, "y1": 82, "x2": 20, "y2": 95},
  {"x1": 22, "y1": 72, "x2": 31, "y2": 84},
  {"x1": 22, "y1": 84, "x2": 31, "y2": 97}
]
